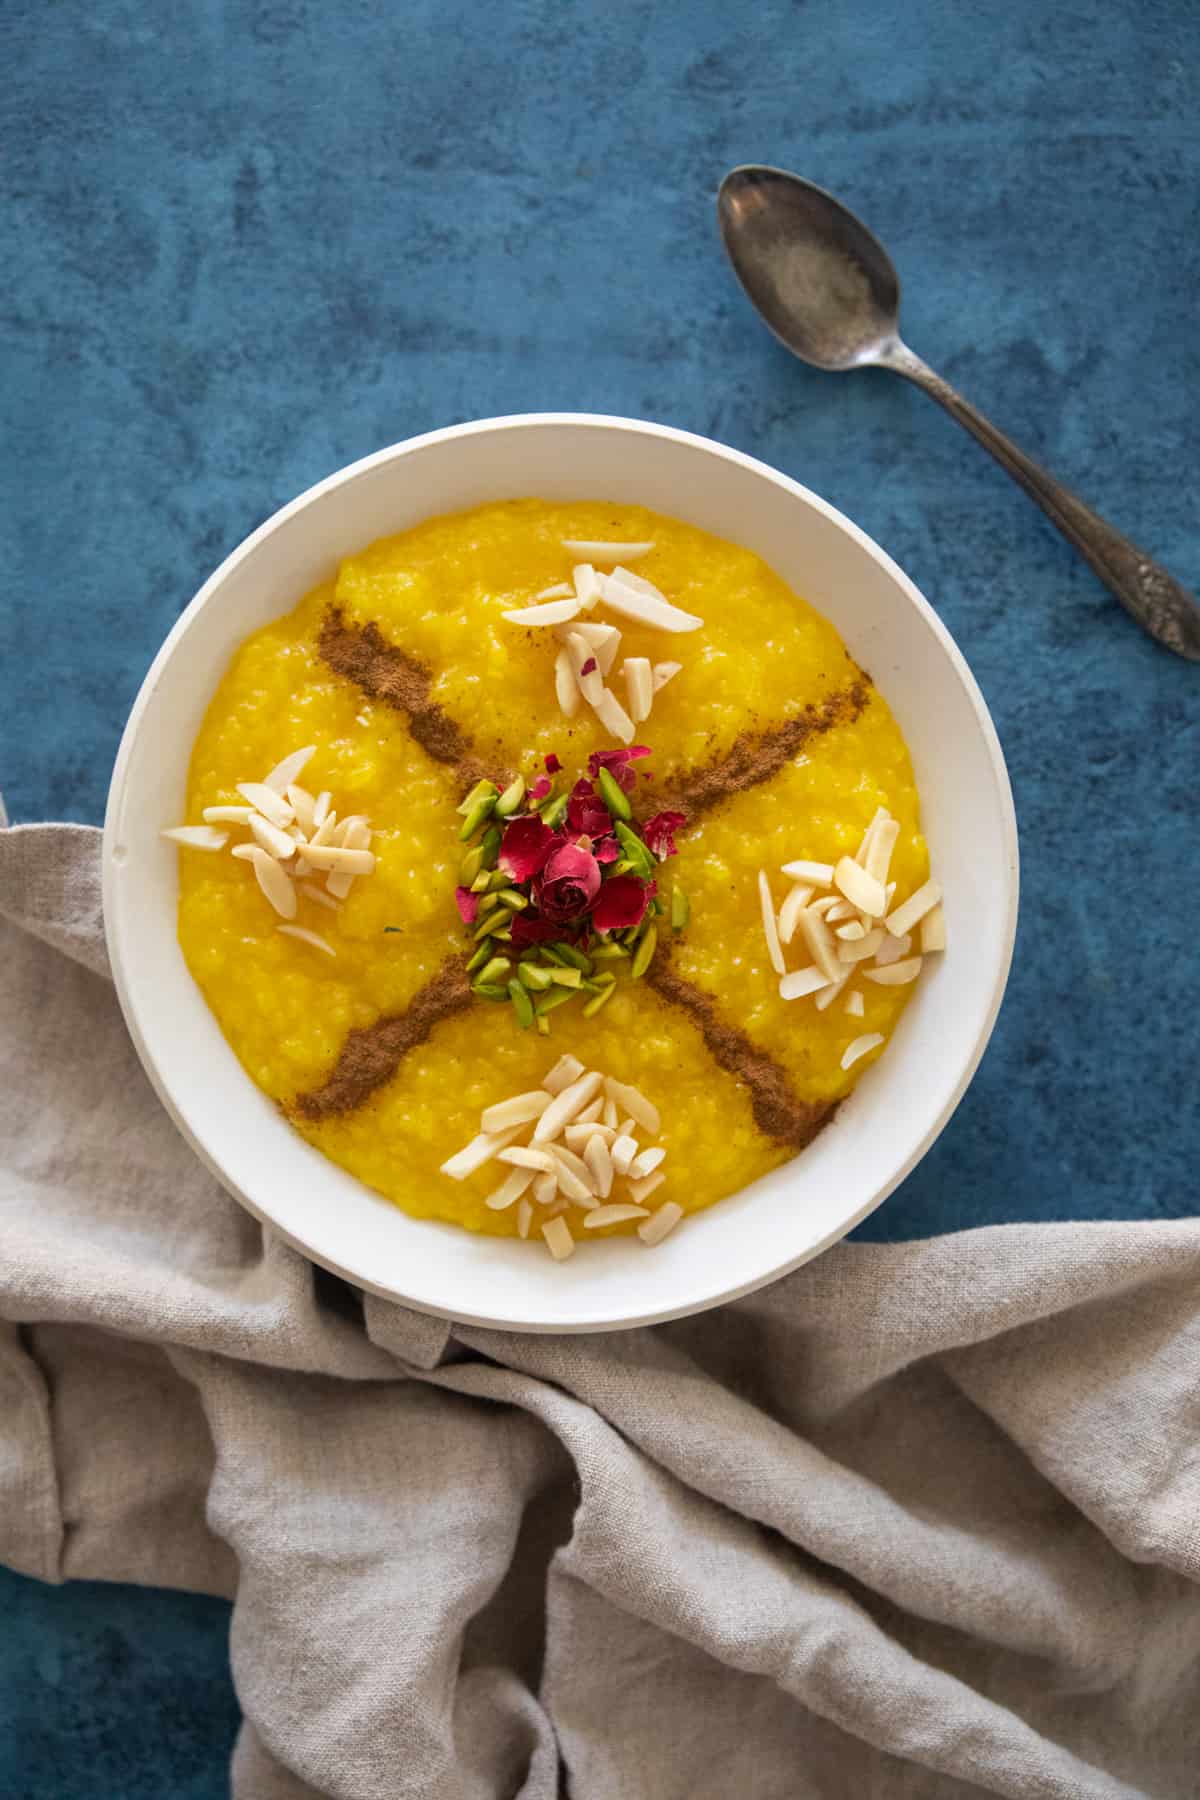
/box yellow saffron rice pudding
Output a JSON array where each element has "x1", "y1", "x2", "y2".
[{"x1": 166, "y1": 500, "x2": 943, "y2": 1261}]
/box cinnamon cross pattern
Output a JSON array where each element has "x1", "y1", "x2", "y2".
[{"x1": 292, "y1": 606, "x2": 872, "y2": 1149}]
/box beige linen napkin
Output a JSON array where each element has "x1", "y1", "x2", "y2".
[{"x1": 2, "y1": 822, "x2": 1198, "y2": 1799}]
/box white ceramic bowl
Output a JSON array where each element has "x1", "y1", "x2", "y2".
[{"x1": 105, "y1": 414, "x2": 1018, "y2": 1333}]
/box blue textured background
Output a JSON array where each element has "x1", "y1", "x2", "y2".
[{"x1": 3, "y1": 0, "x2": 1198, "y2": 1791}]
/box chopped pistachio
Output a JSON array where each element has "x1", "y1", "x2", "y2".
[
  {"x1": 494, "y1": 775, "x2": 526, "y2": 818},
  {"x1": 614, "y1": 819, "x2": 656, "y2": 879},
  {"x1": 538, "y1": 944, "x2": 569, "y2": 966},
  {"x1": 582, "y1": 982, "x2": 616, "y2": 1018},
  {"x1": 534, "y1": 985, "x2": 575, "y2": 1016},
  {"x1": 518, "y1": 962, "x2": 555, "y2": 991},
  {"x1": 472, "y1": 981, "x2": 509, "y2": 999},
  {"x1": 631, "y1": 923, "x2": 658, "y2": 979},
  {"x1": 470, "y1": 871, "x2": 492, "y2": 893},
  {"x1": 650, "y1": 896, "x2": 664, "y2": 916},
  {"x1": 477, "y1": 888, "x2": 505, "y2": 914},
  {"x1": 554, "y1": 943, "x2": 592, "y2": 972},
  {"x1": 539, "y1": 792, "x2": 568, "y2": 829},
  {"x1": 536, "y1": 1014, "x2": 550, "y2": 1036},
  {"x1": 473, "y1": 909, "x2": 512, "y2": 941},
  {"x1": 612, "y1": 859, "x2": 636, "y2": 878},
  {"x1": 477, "y1": 955, "x2": 512, "y2": 985},
  {"x1": 485, "y1": 868, "x2": 510, "y2": 891},
  {"x1": 548, "y1": 966, "x2": 583, "y2": 988},
  {"x1": 465, "y1": 942, "x2": 493, "y2": 974},
  {"x1": 591, "y1": 941, "x2": 629, "y2": 961},
  {"x1": 459, "y1": 844, "x2": 485, "y2": 885},
  {"x1": 480, "y1": 825, "x2": 502, "y2": 867},
  {"x1": 671, "y1": 885, "x2": 690, "y2": 931},
  {"x1": 496, "y1": 889, "x2": 529, "y2": 911},
  {"x1": 596, "y1": 766, "x2": 632, "y2": 821},
  {"x1": 508, "y1": 979, "x2": 534, "y2": 1029},
  {"x1": 458, "y1": 794, "x2": 496, "y2": 841},
  {"x1": 456, "y1": 778, "x2": 497, "y2": 818}
]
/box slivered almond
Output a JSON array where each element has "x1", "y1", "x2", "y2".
[
  {"x1": 865, "y1": 817, "x2": 900, "y2": 887},
  {"x1": 844, "y1": 989, "x2": 865, "y2": 1017},
  {"x1": 885, "y1": 879, "x2": 942, "y2": 939},
  {"x1": 440, "y1": 1124, "x2": 523, "y2": 1180},
  {"x1": 481, "y1": 1089, "x2": 553, "y2": 1133},
  {"x1": 652, "y1": 661, "x2": 682, "y2": 693},
  {"x1": 777, "y1": 884, "x2": 813, "y2": 946},
  {"x1": 780, "y1": 859, "x2": 834, "y2": 886},
  {"x1": 874, "y1": 930, "x2": 911, "y2": 967},
  {"x1": 824, "y1": 898, "x2": 858, "y2": 924},
  {"x1": 837, "y1": 928, "x2": 884, "y2": 964},
  {"x1": 485, "y1": 1166, "x2": 537, "y2": 1210},
  {"x1": 758, "y1": 870, "x2": 786, "y2": 976},
  {"x1": 591, "y1": 685, "x2": 636, "y2": 744},
  {"x1": 809, "y1": 895, "x2": 842, "y2": 917},
  {"x1": 576, "y1": 1096, "x2": 605, "y2": 1125},
  {"x1": 299, "y1": 881, "x2": 340, "y2": 911},
  {"x1": 561, "y1": 538, "x2": 654, "y2": 562},
  {"x1": 797, "y1": 905, "x2": 842, "y2": 985},
  {"x1": 571, "y1": 563, "x2": 601, "y2": 607},
  {"x1": 561, "y1": 618, "x2": 621, "y2": 671},
  {"x1": 583, "y1": 1134, "x2": 614, "y2": 1198},
  {"x1": 836, "y1": 920, "x2": 866, "y2": 941},
  {"x1": 863, "y1": 957, "x2": 923, "y2": 986},
  {"x1": 834, "y1": 856, "x2": 886, "y2": 919},
  {"x1": 161, "y1": 825, "x2": 228, "y2": 851},
  {"x1": 638, "y1": 1201, "x2": 683, "y2": 1246},
  {"x1": 565, "y1": 630, "x2": 605, "y2": 704},
  {"x1": 533, "y1": 1171, "x2": 559, "y2": 1206},
  {"x1": 611, "y1": 565, "x2": 669, "y2": 600},
  {"x1": 814, "y1": 969, "x2": 851, "y2": 1012},
  {"x1": 549, "y1": 1149, "x2": 594, "y2": 1204},
  {"x1": 610, "y1": 1133, "x2": 639, "y2": 1175},
  {"x1": 276, "y1": 924, "x2": 334, "y2": 957},
  {"x1": 842, "y1": 1033, "x2": 884, "y2": 1070},
  {"x1": 549, "y1": 1143, "x2": 593, "y2": 1184},
  {"x1": 565, "y1": 1122, "x2": 615, "y2": 1151},
  {"x1": 236, "y1": 782, "x2": 295, "y2": 828},
  {"x1": 626, "y1": 1170, "x2": 666, "y2": 1207},
  {"x1": 327, "y1": 817, "x2": 373, "y2": 899},
  {"x1": 249, "y1": 813, "x2": 298, "y2": 860},
  {"x1": 622, "y1": 657, "x2": 654, "y2": 724},
  {"x1": 921, "y1": 903, "x2": 947, "y2": 953},
  {"x1": 498, "y1": 1146, "x2": 559, "y2": 1173},
  {"x1": 599, "y1": 573, "x2": 703, "y2": 633},
  {"x1": 630, "y1": 1146, "x2": 665, "y2": 1179},
  {"x1": 554, "y1": 646, "x2": 581, "y2": 718},
  {"x1": 300, "y1": 844, "x2": 375, "y2": 874},
  {"x1": 543, "y1": 1054, "x2": 586, "y2": 1096},
  {"x1": 541, "y1": 1216, "x2": 575, "y2": 1261},
  {"x1": 502, "y1": 597, "x2": 581, "y2": 626},
  {"x1": 285, "y1": 785, "x2": 316, "y2": 835},
  {"x1": 602, "y1": 1096, "x2": 619, "y2": 1129},
  {"x1": 583, "y1": 1203, "x2": 650, "y2": 1229},
  {"x1": 854, "y1": 807, "x2": 888, "y2": 866},
  {"x1": 309, "y1": 809, "x2": 339, "y2": 848},
  {"x1": 517, "y1": 1198, "x2": 533, "y2": 1238},
  {"x1": 202, "y1": 805, "x2": 255, "y2": 825},
  {"x1": 533, "y1": 1069, "x2": 605, "y2": 1141},
  {"x1": 535, "y1": 582, "x2": 574, "y2": 600},
  {"x1": 240, "y1": 845, "x2": 297, "y2": 918},
  {"x1": 312, "y1": 791, "x2": 332, "y2": 828},
  {"x1": 779, "y1": 966, "x2": 830, "y2": 1001},
  {"x1": 603, "y1": 1078, "x2": 659, "y2": 1135},
  {"x1": 262, "y1": 746, "x2": 316, "y2": 793}
]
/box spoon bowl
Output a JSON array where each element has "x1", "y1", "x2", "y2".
[{"x1": 717, "y1": 164, "x2": 1200, "y2": 661}]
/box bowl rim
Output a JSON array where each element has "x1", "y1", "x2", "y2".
[{"x1": 104, "y1": 411, "x2": 1019, "y2": 1331}]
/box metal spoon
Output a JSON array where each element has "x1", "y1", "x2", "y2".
[{"x1": 717, "y1": 164, "x2": 1200, "y2": 662}]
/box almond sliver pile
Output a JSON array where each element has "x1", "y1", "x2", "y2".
[
  {"x1": 502, "y1": 541, "x2": 697, "y2": 743},
  {"x1": 439, "y1": 1053, "x2": 683, "y2": 1260},
  {"x1": 161, "y1": 747, "x2": 375, "y2": 956},
  {"x1": 761, "y1": 807, "x2": 945, "y2": 1069}
]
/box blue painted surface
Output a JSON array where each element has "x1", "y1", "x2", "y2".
[{"x1": 3, "y1": 0, "x2": 1198, "y2": 1791}]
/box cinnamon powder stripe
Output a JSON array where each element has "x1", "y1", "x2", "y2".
[
  {"x1": 646, "y1": 959, "x2": 835, "y2": 1149},
  {"x1": 291, "y1": 958, "x2": 471, "y2": 1121},
  {"x1": 318, "y1": 607, "x2": 491, "y2": 789},
  {"x1": 662, "y1": 671, "x2": 872, "y2": 822}
]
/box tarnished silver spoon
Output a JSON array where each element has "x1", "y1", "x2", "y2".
[{"x1": 718, "y1": 164, "x2": 1200, "y2": 662}]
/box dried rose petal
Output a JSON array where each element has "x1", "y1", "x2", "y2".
[
  {"x1": 529, "y1": 774, "x2": 552, "y2": 803},
  {"x1": 544, "y1": 753, "x2": 562, "y2": 773},
  {"x1": 498, "y1": 815, "x2": 554, "y2": 882},
  {"x1": 510, "y1": 913, "x2": 561, "y2": 948},
  {"x1": 587, "y1": 745, "x2": 652, "y2": 794},
  {"x1": 455, "y1": 886, "x2": 480, "y2": 925},
  {"x1": 592, "y1": 874, "x2": 653, "y2": 932},
  {"x1": 566, "y1": 778, "x2": 612, "y2": 839},
  {"x1": 535, "y1": 840, "x2": 602, "y2": 925},
  {"x1": 642, "y1": 810, "x2": 687, "y2": 859},
  {"x1": 593, "y1": 835, "x2": 620, "y2": 864}
]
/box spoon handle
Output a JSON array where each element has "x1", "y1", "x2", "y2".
[{"x1": 878, "y1": 340, "x2": 1200, "y2": 661}]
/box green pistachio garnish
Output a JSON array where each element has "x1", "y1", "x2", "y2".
[
  {"x1": 472, "y1": 982, "x2": 509, "y2": 999},
  {"x1": 614, "y1": 820, "x2": 656, "y2": 880},
  {"x1": 458, "y1": 794, "x2": 496, "y2": 841},
  {"x1": 540, "y1": 792, "x2": 569, "y2": 829},
  {"x1": 553, "y1": 943, "x2": 592, "y2": 972},
  {"x1": 465, "y1": 942, "x2": 493, "y2": 974},
  {"x1": 472, "y1": 909, "x2": 512, "y2": 941},
  {"x1": 533, "y1": 986, "x2": 575, "y2": 1016},
  {"x1": 456, "y1": 778, "x2": 498, "y2": 817},
  {"x1": 671, "y1": 885, "x2": 690, "y2": 930},
  {"x1": 459, "y1": 844, "x2": 486, "y2": 885},
  {"x1": 494, "y1": 775, "x2": 526, "y2": 818},
  {"x1": 596, "y1": 766, "x2": 632, "y2": 821},
  {"x1": 590, "y1": 941, "x2": 629, "y2": 961},
  {"x1": 548, "y1": 966, "x2": 583, "y2": 988},
  {"x1": 631, "y1": 923, "x2": 658, "y2": 979},
  {"x1": 582, "y1": 980, "x2": 617, "y2": 1017},
  {"x1": 477, "y1": 955, "x2": 512, "y2": 985},
  {"x1": 508, "y1": 979, "x2": 534, "y2": 1029},
  {"x1": 518, "y1": 962, "x2": 555, "y2": 991},
  {"x1": 495, "y1": 889, "x2": 529, "y2": 911},
  {"x1": 480, "y1": 825, "x2": 502, "y2": 867}
]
